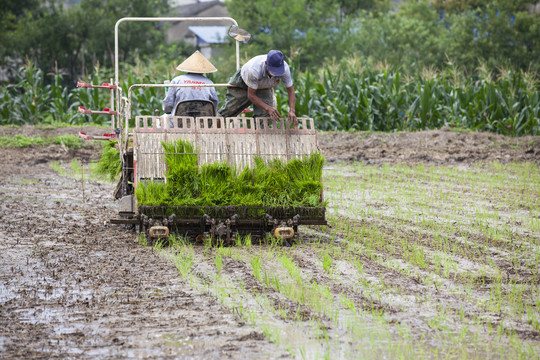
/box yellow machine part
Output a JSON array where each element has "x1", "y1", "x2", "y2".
[
  {"x1": 274, "y1": 227, "x2": 294, "y2": 240},
  {"x1": 149, "y1": 226, "x2": 170, "y2": 238}
]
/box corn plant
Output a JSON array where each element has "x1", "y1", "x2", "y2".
[
  {"x1": 277, "y1": 64, "x2": 540, "y2": 136},
  {"x1": 1, "y1": 62, "x2": 52, "y2": 125},
  {"x1": 3, "y1": 60, "x2": 538, "y2": 136}
]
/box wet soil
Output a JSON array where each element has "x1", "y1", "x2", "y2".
[
  {"x1": 0, "y1": 125, "x2": 539, "y2": 358},
  {"x1": 0, "y1": 126, "x2": 286, "y2": 359}
]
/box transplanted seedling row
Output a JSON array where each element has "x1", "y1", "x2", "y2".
[
  {"x1": 320, "y1": 161, "x2": 539, "y2": 356},
  {"x1": 148, "y1": 160, "x2": 539, "y2": 359}
]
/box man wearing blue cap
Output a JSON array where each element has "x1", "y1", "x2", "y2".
[{"x1": 218, "y1": 50, "x2": 296, "y2": 123}]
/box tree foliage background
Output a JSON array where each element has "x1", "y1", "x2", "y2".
[
  {"x1": 0, "y1": 0, "x2": 179, "y2": 82},
  {"x1": 226, "y1": 0, "x2": 540, "y2": 74},
  {"x1": 2, "y1": 0, "x2": 539, "y2": 81}
]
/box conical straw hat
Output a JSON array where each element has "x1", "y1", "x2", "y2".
[{"x1": 176, "y1": 50, "x2": 217, "y2": 73}]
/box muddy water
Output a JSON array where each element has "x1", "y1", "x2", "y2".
[{"x1": 0, "y1": 157, "x2": 285, "y2": 358}]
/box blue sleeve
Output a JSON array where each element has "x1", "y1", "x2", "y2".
[
  {"x1": 163, "y1": 88, "x2": 175, "y2": 113},
  {"x1": 163, "y1": 77, "x2": 180, "y2": 113}
]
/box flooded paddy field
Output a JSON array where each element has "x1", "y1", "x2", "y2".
[{"x1": 0, "y1": 126, "x2": 539, "y2": 359}]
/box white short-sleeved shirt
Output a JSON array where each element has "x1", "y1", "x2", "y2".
[
  {"x1": 240, "y1": 55, "x2": 293, "y2": 90},
  {"x1": 162, "y1": 73, "x2": 218, "y2": 113}
]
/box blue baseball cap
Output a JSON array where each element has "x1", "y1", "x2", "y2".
[{"x1": 266, "y1": 50, "x2": 285, "y2": 76}]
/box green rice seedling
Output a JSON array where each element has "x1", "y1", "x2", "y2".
[
  {"x1": 214, "y1": 253, "x2": 223, "y2": 276},
  {"x1": 340, "y1": 295, "x2": 357, "y2": 313},
  {"x1": 271, "y1": 274, "x2": 282, "y2": 292},
  {"x1": 268, "y1": 234, "x2": 284, "y2": 248},
  {"x1": 322, "y1": 252, "x2": 334, "y2": 275},
  {"x1": 354, "y1": 259, "x2": 364, "y2": 274},
  {"x1": 203, "y1": 236, "x2": 212, "y2": 249},
  {"x1": 230, "y1": 165, "x2": 264, "y2": 206},
  {"x1": 135, "y1": 180, "x2": 169, "y2": 205},
  {"x1": 137, "y1": 233, "x2": 147, "y2": 247},
  {"x1": 261, "y1": 324, "x2": 281, "y2": 346},
  {"x1": 153, "y1": 238, "x2": 167, "y2": 250},
  {"x1": 251, "y1": 255, "x2": 262, "y2": 281},
  {"x1": 262, "y1": 270, "x2": 271, "y2": 288},
  {"x1": 52, "y1": 135, "x2": 85, "y2": 149},
  {"x1": 162, "y1": 139, "x2": 200, "y2": 203},
  {"x1": 238, "y1": 154, "x2": 325, "y2": 207},
  {"x1": 70, "y1": 158, "x2": 83, "y2": 177},
  {"x1": 526, "y1": 305, "x2": 540, "y2": 332},
  {"x1": 0, "y1": 134, "x2": 48, "y2": 147},
  {"x1": 257, "y1": 157, "x2": 291, "y2": 206},
  {"x1": 409, "y1": 244, "x2": 427, "y2": 270},
  {"x1": 0, "y1": 134, "x2": 85, "y2": 149},
  {"x1": 281, "y1": 254, "x2": 303, "y2": 284},
  {"x1": 242, "y1": 234, "x2": 252, "y2": 248},
  {"x1": 213, "y1": 237, "x2": 225, "y2": 249},
  {"x1": 95, "y1": 141, "x2": 121, "y2": 182},
  {"x1": 234, "y1": 234, "x2": 243, "y2": 247},
  {"x1": 298, "y1": 346, "x2": 307, "y2": 360},
  {"x1": 49, "y1": 161, "x2": 66, "y2": 176},
  {"x1": 16, "y1": 179, "x2": 38, "y2": 185},
  {"x1": 173, "y1": 245, "x2": 194, "y2": 278},
  {"x1": 198, "y1": 161, "x2": 234, "y2": 205},
  {"x1": 147, "y1": 155, "x2": 540, "y2": 359},
  {"x1": 168, "y1": 233, "x2": 187, "y2": 248},
  {"x1": 318, "y1": 322, "x2": 330, "y2": 348},
  {"x1": 217, "y1": 245, "x2": 232, "y2": 258}
]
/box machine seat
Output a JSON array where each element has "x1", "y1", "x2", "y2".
[{"x1": 174, "y1": 100, "x2": 216, "y2": 117}]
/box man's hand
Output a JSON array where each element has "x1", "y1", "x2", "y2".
[
  {"x1": 286, "y1": 85, "x2": 297, "y2": 127},
  {"x1": 248, "y1": 87, "x2": 281, "y2": 121},
  {"x1": 288, "y1": 109, "x2": 297, "y2": 126},
  {"x1": 267, "y1": 106, "x2": 281, "y2": 121}
]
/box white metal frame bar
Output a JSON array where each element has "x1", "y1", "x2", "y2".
[
  {"x1": 125, "y1": 83, "x2": 233, "y2": 129},
  {"x1": 111, "y1": 17, "x2": 240, "y2": 142},
  {"x1": 114, "y1": 16, "x2": 241, "y2": 143},
  {"x1": 114, "y1": 17, "x2": 239, "y2": 87}
]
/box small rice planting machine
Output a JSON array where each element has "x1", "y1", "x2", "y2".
[{"x1": 78, "y1": 17, "x2": 327, "y2": 243}]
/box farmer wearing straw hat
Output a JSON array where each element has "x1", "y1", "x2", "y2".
[
  {"x1": 218, "y1": 50, "x2": 296, "y2": 124},
  {"x1": 162, "y1": 50, "x2": 219, "y2": 114}
]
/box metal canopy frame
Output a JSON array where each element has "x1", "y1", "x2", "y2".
[{"x1": 113, "y1": 17, "x2": 241, "y2": 133}]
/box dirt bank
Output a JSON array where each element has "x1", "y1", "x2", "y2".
[
  {"x1": 319, "y1": 128, "x2": 540, "y2": 164},
  {"x1": 2, "y1": 124, "x2": 538, "y2": 166}
]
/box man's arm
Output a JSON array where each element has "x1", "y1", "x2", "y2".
[
  {"x1": 286, "y1": 85, "x2": 297, "y2": 124},
  {"x1": 162, "y1": 87, "x2": 175, "y2": 114},
  {"x1": 247, "y1": 87, "x2": 281, "y2": 121}
]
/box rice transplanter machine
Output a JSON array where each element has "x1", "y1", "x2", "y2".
[{"x1": 77, "y1": 17, "x2": 327, "y2": 242}]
